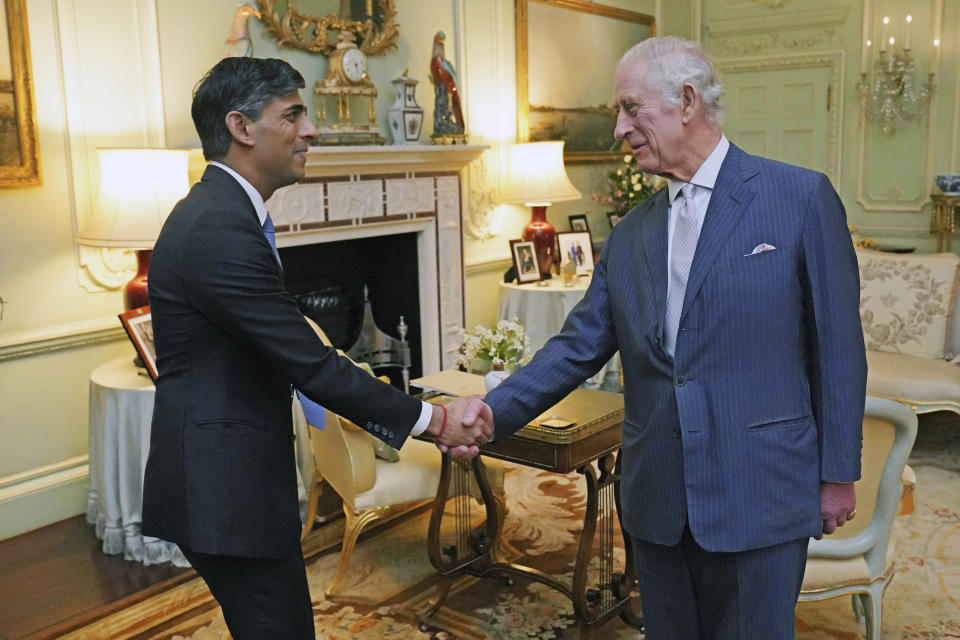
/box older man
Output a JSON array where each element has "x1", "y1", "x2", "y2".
[
  {"x1": 142, "y1": 57, "x2": 492, "y2": 639},
  {"x1": 483, "y1": 37, "x2": 865, "y2": 639}
]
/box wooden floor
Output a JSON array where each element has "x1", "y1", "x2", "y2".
[{"x1": 0, "y1": 515, "x2": 191, "y2": 640}]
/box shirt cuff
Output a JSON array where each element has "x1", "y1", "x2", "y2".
[{"x1": 410, "y1": 401, "x2": 433, "y2": 437}]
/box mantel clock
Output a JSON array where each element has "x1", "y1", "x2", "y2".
[{"x1": 315, "y1": 31, "x2": 384, "y2": 145}]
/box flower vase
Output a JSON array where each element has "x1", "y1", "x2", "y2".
[{"x1": 484, "y1": 364, "x2": 510, "y2": 392}]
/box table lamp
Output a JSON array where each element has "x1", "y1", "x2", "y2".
[
  {"x1": 77, "y1": 148, "x2": 189, "y2": 310},
  {"x1": 500, "y1": 141, "x2": 581, "y2": 276}
]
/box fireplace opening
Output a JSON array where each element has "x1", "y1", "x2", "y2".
[{"x1": 279, "y1": 232, "x2": 422, "y2": 390}]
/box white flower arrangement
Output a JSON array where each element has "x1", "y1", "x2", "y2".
[{"x1": 456, "y1": 318, "x2": 530, "y2": 372}]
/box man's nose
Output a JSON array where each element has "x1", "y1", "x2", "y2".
[
  {"x1": 301, "y1": 116, "x2": 318, "y2": 141},
  {"x1": 613, "y1": 110, "x2": 631, "y2": 140}
]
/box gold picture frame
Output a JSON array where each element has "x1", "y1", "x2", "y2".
[
  {"x1": 0, "y1": 0, "x2": 40, "y2": 188},
  {"x1": 516, "y1": 0, "x2": 654, "y2": 164}
]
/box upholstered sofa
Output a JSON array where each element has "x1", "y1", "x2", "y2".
[{"x1": 857, "y1": 248, "x2": 960, "y2": 416}]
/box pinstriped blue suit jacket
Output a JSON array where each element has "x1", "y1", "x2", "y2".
[{"x1": 485, "y1": 143, "x2": 866, "y2": 553}]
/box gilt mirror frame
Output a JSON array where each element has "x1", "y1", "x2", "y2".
[
  {"x1": 516, "y1": 0, "x2": 655, "y2": 164},
  {"x1": 0, "y1": 0, "x2": 41, "y2": 188},
  {"x1": 256, "y1": 0, "x2": 400, "y2": 56}
]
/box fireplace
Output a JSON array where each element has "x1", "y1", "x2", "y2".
[{"x1": 266, "y1": 145, "x2": 486, "y2": 377}]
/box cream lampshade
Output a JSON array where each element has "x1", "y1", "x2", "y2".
[
  {"x1": 77, "y1": 148, "x2": 189, "y2": 309},
  {"x1": 500, "y1": 141, "x2": 581, "y2": 276}
]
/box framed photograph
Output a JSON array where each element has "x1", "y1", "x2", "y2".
[
  {"x1": 557, "y1": 231, "x2": 594, "y2": 276},
  {"x1": 568, "y1": 213, "x2": 591, "y2": 235},
  {"x1": 510, "y1": 239, "x2": 543, "y2": 284},
  {"x1": 118, "y1": 306, "x2": 158, "y2": 381},
  {"x1": 0, "y1": 0, "x2": 41, "y2": 187},
  {"x1": 607, "y1": 212, "x2": 622, "y2": 228},
  {"x1": 516, "y1": 0, "x2": 654, "y2": 163}
]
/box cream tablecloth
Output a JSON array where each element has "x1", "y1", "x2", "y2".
[
  {"x1": 86, "y1": 357, "x2": 314, "y2": 567},
  {"x1": 497, "y1": 277, "x2": 621, "y2": 391}
]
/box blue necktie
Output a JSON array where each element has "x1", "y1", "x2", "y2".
[{"x1": 262, "y1": 212, "x2": 325, "y2": 429}]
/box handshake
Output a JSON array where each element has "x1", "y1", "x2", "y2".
[{"x1": 424, "y1": 396, "x2": 494, "y2": 459}]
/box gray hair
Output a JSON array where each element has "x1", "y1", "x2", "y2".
[
  {"x1": 618, "y1": 36, "x2": 724, "y2": 127},
  {"x1": 192, "y1": 57, "x2": 305, "y2": 161}
]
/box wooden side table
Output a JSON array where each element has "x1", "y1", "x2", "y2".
[
  {"x1": 412, "y1": 371, "x2": 641, "y2": 638},
  {"x1": 931, "y1": 193, "x2": 960, "y2": 252}
]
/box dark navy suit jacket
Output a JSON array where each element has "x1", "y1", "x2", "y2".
[
  {"x1": 486, "y1": 144, "x2": 866, "y2": 552},
  {"x1": 142, "y1": 165, "x2": 422, "y2": 559}
]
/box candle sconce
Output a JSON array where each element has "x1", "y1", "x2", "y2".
[{"x1": 857, "y1": 15, "x2": 937, "y2": 135}]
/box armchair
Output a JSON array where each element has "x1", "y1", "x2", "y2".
[
  {"x1": 296, "y1": 317, "x2": 506, "y2": 597},
  {"x1": 798, "y1": 396, "x2": 918, "y2": 640}
]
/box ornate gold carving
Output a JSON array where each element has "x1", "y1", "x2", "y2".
[
  {"x1": 1, "y1": 0, "x2": 41, "y2": 188},
  {"x1": 256, "y1": 0, "x2": 399, "y2": 56},
  {"x1": 712, "y1": 29, "x2": 838, "y2": 56}
]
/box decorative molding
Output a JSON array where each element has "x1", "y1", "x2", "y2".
[
  {"x1": 464, "y1": 153, "x2": 502, "y2": 239},
  {"x1": 706, "y1": 8, "x2": 847, "y2": 37},
  {"x1": 716, "y1": 52, "x2": 844, "y2": 186},
  {"x1": 719, "y1": 0, "x2": 798, "y2": 9},
  {"x1": 711, "y1": 29, "x2": 839, "y2": 57},
  {"x1": 465, "y1": 256, "x2": 513, "y2": 275},
  {"x1": 0, "y1": 456, "x2": 89, "y2": 504},
  {"x1": 0, "y1": 316, "x2": 125, "y2": 362},
  {"x1": 301, "y1": 144, "x2": 486, "y2": 177}
]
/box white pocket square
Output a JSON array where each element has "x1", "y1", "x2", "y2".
[{"x1": 745, "y1": 243, "x2": 776, "y2": 257}]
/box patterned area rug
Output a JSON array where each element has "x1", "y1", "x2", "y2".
[{"x1": 73, "y1": 413, "x2": 960, "y2": 639}]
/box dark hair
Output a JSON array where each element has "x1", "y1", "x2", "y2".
[{"x1": 191, "y1": 57, "x2": 305, "y2": 161}]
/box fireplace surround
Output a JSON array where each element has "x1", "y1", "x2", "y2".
[{"x1": 264, "y1": 144, "x2": 486, "y2": 376}]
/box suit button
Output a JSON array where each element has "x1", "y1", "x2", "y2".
[
  {"x1": 675, "y1": 375, "x2": 686, "y2": 386},
  {"x1": 673, "y1": 429, "x2": 681, "y2": 439}
]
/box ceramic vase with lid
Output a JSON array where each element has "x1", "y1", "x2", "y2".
[{"x1": 388, "y1": 71, "x2": 424, "y2": 145}]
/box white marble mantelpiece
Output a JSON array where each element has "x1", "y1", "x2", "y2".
[{"x1": 265, "y1": 144, "x2": 487, "y2": 374}]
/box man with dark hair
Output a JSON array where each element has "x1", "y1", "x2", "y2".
[
  {"x1": 142, "y1": 57, "x2": 492, "y2": 639},
  {"x1": 481, "y1": 36, "x2": 865, "y2": 639}
]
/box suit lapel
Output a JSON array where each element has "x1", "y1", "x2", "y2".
[
  {"x1": 638, "y1": 188, "x2": 669, "y2": 322},
  {"x1": 679, "y1": 145, "x2": 758, "y2": 325}
]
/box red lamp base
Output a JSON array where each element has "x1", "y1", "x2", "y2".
[
  {"x1": 123, "y1": 249, "x2": 152, "y2": 310},
  {"x1": 521, "y1": 205, "x2": 556, "y2": 277}
]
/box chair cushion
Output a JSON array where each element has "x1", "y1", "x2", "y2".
[
  {"x1": 866, "y1": 349, "x2": 960, "y2": 403},
  {"x1": 354, "y1": 439, "x2": 506, "y2": 510},
  {"x1": 856, "y1": 248, "x2": 960, "y2": 360},
  {"x1": 802, "y1": 541, "x2": 896, "y2": 593}
]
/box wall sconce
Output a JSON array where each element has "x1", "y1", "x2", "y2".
[
  {"x1": 857, "y1": 14, "x2": 937, "y2": 134},
  {"x1": 76, "y1": 148, "x2": 189, "y2": 310}
]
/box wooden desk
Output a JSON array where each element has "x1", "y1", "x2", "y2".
[{"x1": 413, "y1": 371, "x2": 641, "y2": 638}]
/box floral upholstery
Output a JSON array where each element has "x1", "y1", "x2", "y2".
[{"x1": 856, "y1": 248, "x2": 960, "y2": 360}]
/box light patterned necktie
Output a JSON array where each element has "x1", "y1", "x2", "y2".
[
  {"x1": 664, "y1": 183, "x2": 699, "y2": 358},
  {"x1": 262, "y1": 212, "x2": 282, "y2": 268}
]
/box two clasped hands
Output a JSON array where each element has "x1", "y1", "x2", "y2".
[{"x1": 424, "y1": 395, "x2": 494, "y2": 459}]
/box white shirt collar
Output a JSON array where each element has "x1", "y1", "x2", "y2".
[
  {"x1": 209, "y1": 161, "x2": 268, "y2": 226},
  {"x1": 666, "y1": 134, "x2": 730, "y2": 202}
]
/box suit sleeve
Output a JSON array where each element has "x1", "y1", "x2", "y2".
[
  {"x1": 800, "y1": 173, "x2": 866, "y2": 483},
  {"x1": 179, "y1": 206, "x2": 422, "y2": 448},
  {"x1": 485, "y1": 251, "x2": 619, "y2": 441}
]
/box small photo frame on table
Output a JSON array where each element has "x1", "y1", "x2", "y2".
[
  {"x1": 607, "y1": 212, "x2": 622, "y2": 228},
  {"x1": 557, "y1": 231, "x2": 594, "y2": 276},
  {"x1": 510, "y1": 239, "x2": 542, "y2": 284},
  {"x1": 568, "y1": 213, "x2": 591, "y2": 235},
  {"x1": 118, "y1": 306, "x2": 158, "y2": 381}
]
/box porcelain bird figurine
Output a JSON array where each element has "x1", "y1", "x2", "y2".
[
  {"x1": 223, "y1": 2, "x2": 261, "y2": 58},
  {"x1": 429, "y1": 31, "x2": 465, "y2": 135}
]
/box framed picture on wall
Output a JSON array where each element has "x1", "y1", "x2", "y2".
[
  {"x1": 118, "y1": 306, "x2": 158, "y2": 381},
  {"x1": 557, "y1": 231, "x2": 594, "y2": 276},
  {"x1": 510, "y1": 239, "x2": 543, "y2": 284}
]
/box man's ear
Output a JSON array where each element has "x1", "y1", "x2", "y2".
[
  {"x1": 680, "y1": 83, "x2": 699, "y2": 125},
  {"x1": 224, "y1": 110, "x2": 256, "y2": 148}
]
